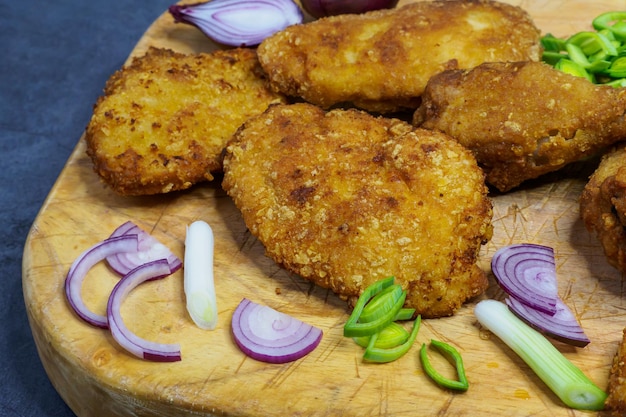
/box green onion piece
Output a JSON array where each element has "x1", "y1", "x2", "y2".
[
  {"x1": 605, "y1": 78, "x2": 626, "y2": 88},
  {"x1": 567, "y1": 31, "x2": 618, "y2": 57},
  {"x1": 608, "y1": 56, "x2": 626, "y2": 78},
  {"x1": 353, "y1": 321, "x2": 410, "y2": 348},
  {"x1": 541, "y1": 33, "x2": 566, "y2": 52},
  {"x1": 343, "y1": 276, "x2": 396, "y2": 337},
  {"x1": 420, "y1": 339, "x2": 469, "y2": 391},
  {"x1": 555, "y1": 59, "x2": 594, "y2": 82},
  {"x1": 394, "y1": 307, "x2": 416, "y2": 321},
  {"x1": 542, "y1": 51, "x2": 568, "y2": 66},
  {"x1": 359, "y1": 284, "x2": 403, "y2": 323},
  {"x1": 542, "y1": 11, "x2": 626, "y2": 87},
  {"x1": 593, "y1": 11, "x2": 626, "y2": 41},
  {"x1": 474, "y1": 300, "x2": 607, "y2": 411},
  {"x1": 344, "y1": 290, "x2": 406, "y2": 337},
  {"x1": 564, "y1": 43, "x2": 593, "y2": 68},
  {"x1": 363, "y1": 315, "x2": 421, "y2": 363}
]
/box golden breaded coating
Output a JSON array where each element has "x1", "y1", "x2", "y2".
[
  {"x1": 257, "y1": 0, "x2": 541, "y2": 114},
  {"x1": 580, "y1": 143, "x2": 626, "y2": 274},
  {"x1": 414, "y1": 61, "x2": 626, "y2": 192},
  {"x1": 222, "y1": 103, "x2": 493, "y2": 318},
  {"x1": 85, "y1": 47, "x2": 286, "y2": 196},
  {"x1": 606, "y1": 328, "x2": 626, "y2": 415}
]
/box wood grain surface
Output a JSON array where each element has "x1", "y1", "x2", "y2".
[{"x1": 22, "y1": 1, "x2": 626, "y2": 416}]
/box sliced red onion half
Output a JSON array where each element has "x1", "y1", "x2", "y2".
[
  {"x1": 491, "y1": 243, "x2": 559, "y2": 315},
  {"x1": 107, "y1": 259, "x2": 182, "y2": 362},
  {"x1": 169, "y1": 0, "x2": 303, "y2": 47},
  {"x1": 506, "y1": 296, "x2": 590, "y2": 348},
  {"x1": 106, "y1": 221, "x2": 182, "y2": 277},
  {"x1": 231, "y1": 298, "x2": 322, "y2": 363},
  {"x1": 65, "y1": 234, "x2": 140, "y2": 328}
]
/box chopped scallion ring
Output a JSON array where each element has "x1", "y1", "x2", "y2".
[
  {"x1": 344, "y1": 277, "x2": 420, "y2": 363},
  {"x1": 353, "y1": 321, "x2": 409, "y2": 349},
  {"x1": 363, "y1": 315, "x2": 421, "y2": 363},
  {"x1": 359, "y1": 284, "x2": 403, "y2": 323},
  {"x1": 343, "y1": 276, "x2": 399, "y2": 338},
  {"x1": 420, "y1": 339, "x2": 469, "y2": 391},
  {"x1": 542, "y1": 11, "x2": 626, "y2": 86}
]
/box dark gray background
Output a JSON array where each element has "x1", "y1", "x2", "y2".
[{"x1": 1, "y1": 0, "x2": 175, "y2": 415}]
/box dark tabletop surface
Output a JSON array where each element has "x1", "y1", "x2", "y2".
[{"x1": 1, "y1": 1, "x2": 175, "y2": 415}]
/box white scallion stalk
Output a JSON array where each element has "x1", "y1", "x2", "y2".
[
  {"x1": 184, "y1": 220, "x2": 217, "y2": 330},
  {"x1": 474, "y1": 299, "x2": 607, "y2": 411}
]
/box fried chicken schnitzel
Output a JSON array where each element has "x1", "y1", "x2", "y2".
[
  {"x1": 222, "y1": 103, "x2": 493, "y2": 318},
  {"x1": 414, "y1": 61, "x2": 626, "y2": 192},
  {"x1": 580, "y1": 143, "x2": 626, "y2": 274},
  {"x1": 257, "y1": 0, "x2": 541, "y2": 114},
  {"x1": 85, "y1": 47, "x2": 286, "y2": 196}
]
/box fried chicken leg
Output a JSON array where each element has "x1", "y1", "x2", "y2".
[
  {"x1": 580, "y1": 142, "x2": 626, "y2": 274},
  {"x1": 414, "y1": 61, "x2": 626, "y2": 192}
]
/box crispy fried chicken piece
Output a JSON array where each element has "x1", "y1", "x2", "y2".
[
  {"x1": 606, "y1": 328, "x2": 626, "y2": 415},
  {"x1": 414, "y1": 61, "x2": 626, "y2": 192},
  {"x1": 85, "y1": 47, "x2": 286, "y2": 196},
  {"x1": 580, "y1": 143, "x2": 626, "y2": 274},
  {"x1": 222, "y1": 103, "x2": 493, "y2": 318},
  {"x1": 256, "y1": 0, "x2": 541, "y2": 114}
]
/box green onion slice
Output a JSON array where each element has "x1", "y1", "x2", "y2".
[
  {"x1": 343, "y1": 277, "x2": 406, "y2": 338},
  {"x1": 359, "y1": 284, "x2": 403, "y2": 323},
  {"x1": 567, "y1": 31, "x2": 617, "y2": 57},
  {"x1": 394, "y1": 307, "x2": 416, "y2": 321},
  {"x1": 363, "y1": 315, "x2": 421, "y2": 363},
  {"x1": 542, "y1": 10, "x2": 626, "y2": 86},
  {"x1": 353, "y1": 321, "x2": 410, "y2": 348},
  {"x1": 555, "y1": 59, "x2": 594, "y2": 82},
  {"x1": 420, "y1": 339, "x2": 469, "y2": 391},
  {"x1": 541, "y1": 33, "x2": 566, "y2": 52},
  {"x1": 344, "y1": 290, "x2": 406, "y2": 338},
  {"x1": 474, "y1": 300, "x2": 607, "y2": 411},
  {"x1": 593, "y1": 11, "x2": 626, "y2": 41}
]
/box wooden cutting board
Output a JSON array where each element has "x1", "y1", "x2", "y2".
[{"x1": 22, "y1": 1, "x2": 626, "y2": 416}]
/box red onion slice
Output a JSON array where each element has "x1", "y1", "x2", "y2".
[
  {"x1": 65, "y1": 234, "x2": 139, "y2": 328},
  {"x1": 505, "y1": 297, "x2": 590, "y2": 347},
  {"x1": 169, "y1": 0, "x2": 303, "y2": 47},
  {"x1": 107, "y1": 259, "x2": 182, "y2": 362},
  {"x1": 106, "y1": 221, "x2": 182, "y2": 277},
  {"x1": 231, "y1": 298, "x2": 323, "y2": 363},
  {"x1": 491, "y1": 244, "x2": 558, "y2": 315}
]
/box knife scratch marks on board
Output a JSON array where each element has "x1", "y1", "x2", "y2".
[
  {"x1": 263, "y1": 360, "x2": 303, "y2": 388},
  {"x1": 577, "y1": 281, "x2": 604, "y2": 320},
  {"x1": 491, "y1": 203, "x2": 529, "y2": 245},
  {"x1": 348, "y1": 375, "x2": 369, "y2": 401},
  {"x1": 233, "y1": 356, "x2": 247, "y2": 375},
  {"x1": 436, "y1": 395, "x2": 454, "y2": 416},
  {"x1": 377, "y1": 376, "x2": 392, "y2": 416},
  {"x1": 313, "y1": 326, "x2": 345, "y2": 363}
]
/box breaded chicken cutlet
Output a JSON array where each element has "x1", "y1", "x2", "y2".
[
  {"x1": 607, "y1": 328, "x2": 626, "y2": 415},
  {"x1": 222, "y1": 103, "x2": 493, "y2": 318},
  {"x1": 580, "y1": 143, "x2": 626, "y2": 274},
  {"x1": 414, "y1": 61, "x2": 626, "y2": 192},
  {"x1": 85, "y1": 47, "x2": 286, "y2": 196},
  {"x1": 257, "y1": 0, "x2": 541, "y2": 114}
]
